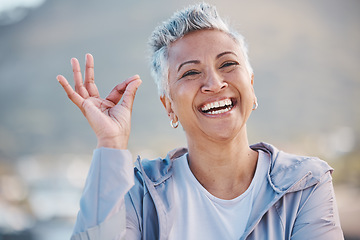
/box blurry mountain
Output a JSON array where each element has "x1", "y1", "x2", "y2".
[
  {"x1": 0, "y1": 0, "x2": 46, "y2": 26},
  {"x1": 0, "y1": 0, "x2": 359, "y2": 158}
]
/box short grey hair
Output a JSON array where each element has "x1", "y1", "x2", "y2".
[{"x1": 149, "y1": 2, "x2": 253, "y2": 97}]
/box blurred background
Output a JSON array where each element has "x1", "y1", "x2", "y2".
[{"x1": 0, "y1": 0, "x2": 359, "y2": 239}]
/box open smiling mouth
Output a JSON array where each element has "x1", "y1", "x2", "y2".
[{"x1": 200, "y1": 98, "x2": 235, "y2": 115}]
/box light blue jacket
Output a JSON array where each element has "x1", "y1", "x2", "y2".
[{"x1": 71, "y1": 142, "x2": 344, "y2": 240}]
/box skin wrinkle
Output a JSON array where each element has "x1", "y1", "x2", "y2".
[
  {"x1": 67, "y1": 86, "x2": 78, "y2": 101},
  {"x1": 86, "y1": 76, "x2": 95, "y2": 83},
  {"x1": 176, "y1": 51, "x2": 239, "y2": 78},
  {"x1": 99, "y1": 98, "x2": 107, "y2": 111}
]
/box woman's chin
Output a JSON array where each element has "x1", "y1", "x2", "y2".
[{"x1": 186, "y1": 123, "x2": 244, "y2": 144}]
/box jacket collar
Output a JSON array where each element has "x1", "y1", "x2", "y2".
[
  {"x1": 136, "y1": 142, "x2": 333, "y2": 239},
  {"x1": 137, "y1": 147, "x2": 187, "y2": 185},
  {"x1": 135, "y1": 148, "x2": 187, "y2": 240},
  {"x1": 139, "y1": 142, "x2": 332, "y2": 194},
  {"x1": 250, "y1": 142, "x2": 333, "y2": 193}
]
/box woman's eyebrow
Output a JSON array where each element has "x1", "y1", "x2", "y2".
[
  {"x1": 216, "y1": 51, "x2": 238, "y2": 59},
  {"x1": 177, "y1": 51, "x2": 237, "y2": 72},
  {"x1": 178, "y1": 60, "x2": 200, "y2": 72}
]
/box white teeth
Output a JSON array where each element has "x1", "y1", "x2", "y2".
[
  {"x1": 209, "y1": 107, "x2": 231, "y2": 115},
  {"x1": 201, "y1": 99, "x2": 233, "y2": 114}
]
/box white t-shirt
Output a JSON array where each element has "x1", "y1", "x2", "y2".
[{"x1": 168, "y1": 150, "x2": 270, "y2": 240}]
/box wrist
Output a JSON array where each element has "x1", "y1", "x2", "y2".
[{"x1": 96, "y1": 137, "x2": 128, "y2": 150}]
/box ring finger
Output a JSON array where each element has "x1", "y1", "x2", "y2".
[{"x1": 72, "y1": 58, "x2": 89, "y2": 98}]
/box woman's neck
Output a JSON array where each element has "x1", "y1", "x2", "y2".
[{"x1": 186, "y1": 129, "x2": 258, "y2": 200}]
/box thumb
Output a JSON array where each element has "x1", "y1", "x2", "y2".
[{"x1": 121, "y1": 78, "x2": 142, "y2": 111}]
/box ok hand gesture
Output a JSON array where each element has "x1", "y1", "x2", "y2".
[{"x1": 57, "y1": 54, "x2": 142, "y2": 149}]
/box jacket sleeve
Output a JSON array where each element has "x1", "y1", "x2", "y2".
[
  {"x1": 70, "y1": 148, "x2": 135, "y2": 240},
  {"x1": 291, "y1": 171, "x2": 344, "y2": 240}
]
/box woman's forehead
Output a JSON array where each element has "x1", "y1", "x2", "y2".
[{"x1": 168, "y1": 30, "x2": 242, "y2": 64}]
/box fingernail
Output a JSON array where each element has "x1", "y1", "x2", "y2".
[
  {"x1": 85, "y1": 53, "x2": 92, "y2": 62},
  {"x1": 131, "y1": 74, "x2": 140, "y2": 80}
]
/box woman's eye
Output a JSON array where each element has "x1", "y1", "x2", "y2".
[
  {"x1": 220, "y1": 61, "x2": 239, "y2": 68},
  {"x1": 181, "y1": 70, "x2": 200, "y2": 78}
]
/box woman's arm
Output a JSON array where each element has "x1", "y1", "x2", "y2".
[
  {"x1": 71, "y1": 148, "x2": 135, "y2": 240},
  {"x1": 57, "y1": 54, "x2": 142, "y2": 239}
]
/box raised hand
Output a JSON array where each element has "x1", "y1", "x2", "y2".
[{"x1": 57, "y1": 53, "x2": 142, "y2": 149}]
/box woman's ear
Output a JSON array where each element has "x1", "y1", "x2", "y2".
[
  {"x1": 161, "y1": 95, "x2": 179, "y2": 127},
  {"x1": 160, "y1": 95, "x2": 174, "y2": 118},
  {"x1": 250, "y1": 74, "x2": 258, "y2": 109},
  {"x1": 250, "y1": 73, "x2": 255, "y2": 94}
]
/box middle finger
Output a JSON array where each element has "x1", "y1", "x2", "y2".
[{"x1": 84, "y1": 53, "x2": 100, "y2": 97}]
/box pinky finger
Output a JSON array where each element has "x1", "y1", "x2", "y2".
[{"x1": 57, "y1": 75, "x2": 84, "y2": 108}]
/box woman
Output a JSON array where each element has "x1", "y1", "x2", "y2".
[{"x1": 57, "y1": 3, "x2": 343, "y2": 240}]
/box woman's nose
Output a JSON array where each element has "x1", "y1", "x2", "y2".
[{"x1": 201, "y1": 70, "x2": 228, "y2": 93}]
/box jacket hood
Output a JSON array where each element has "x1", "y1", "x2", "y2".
[{"x1": 250, "y1": 142, "x2": 333, "y2": 193}]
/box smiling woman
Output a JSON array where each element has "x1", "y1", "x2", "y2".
[
  {"x1": 57, "y1": 2, "x2": 344, "y2": 240},
  {"x1": 163, "y1": 30, "x2": 256, "y2": 147}
]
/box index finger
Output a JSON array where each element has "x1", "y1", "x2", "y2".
[
  {"x1": 106, "y1": 75, "x2": 141, "y2": 105},
  {"x1": 120, "y1": 78, "x2": 142, "y2": 112}
]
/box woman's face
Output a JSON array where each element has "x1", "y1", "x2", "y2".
[{"x1": 162, "y1": 29, "x2": 256, "y2": 142}]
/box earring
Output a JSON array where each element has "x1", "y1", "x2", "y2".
[
  {"x1": 252, "y1": 101, "x2": 258, "y2": 110},
  {"x1": 170, "y1": 119, "x2": 179, "y2": 128}
]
